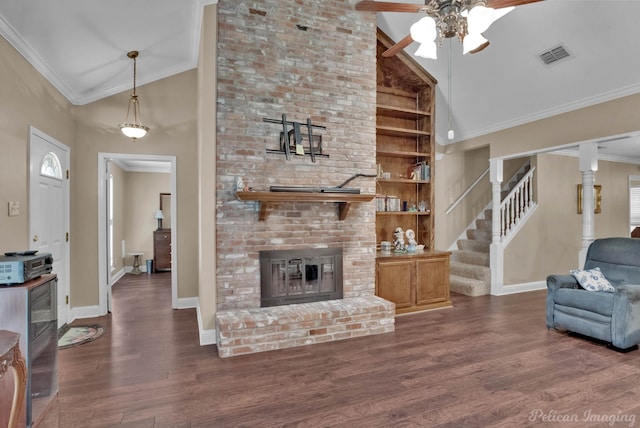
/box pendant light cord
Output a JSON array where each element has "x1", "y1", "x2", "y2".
[{"x1": 448, "y1": 38, "x2": 453, "y2": 140}]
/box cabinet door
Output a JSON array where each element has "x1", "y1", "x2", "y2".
[
  {"x1": 376, "y1": 260, "x2": 414, "y2": 309},
  {"x1": 416, "y1": 256, "x2": 450, "y2": 305}
]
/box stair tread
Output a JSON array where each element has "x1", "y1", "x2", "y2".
[
  {"x1": 449, "y1": 274, "x2": 485, "y2": 285},
  {"x1": 450, "y1": 261, "x2": 491, "y2": 281},
  {"x1": 449, "y1": 274, "x2": 490, "y2": 296},
  {"x1": 449, "y1": 253, "x2": 490, "y2": 267}
]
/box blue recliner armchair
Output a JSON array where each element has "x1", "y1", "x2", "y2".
[{"x1": 546, "y1": 237, "x2": 640, "y2": 351}]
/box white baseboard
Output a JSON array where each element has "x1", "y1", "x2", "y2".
[
  {"x1": 177, "y1": 296, "x2": 198, "y2": 309},
  {"x1": 110, "y1": 268, "x2": 125, "y2": 284},
  {"x1": 493, "y1": 280, "x2": 546, "y2": 296},
  {"x1": 70, "y1": 305, "x2": 103, "y2": 321},
  {"x1": 197, "y1": 300, "x2": 217, "y2": 346},
  {"x1": 123, "y1": 266, "x2": 152, "y2": 274}
]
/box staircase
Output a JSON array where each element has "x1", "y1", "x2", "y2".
[
  {"x1": 450, "y1": 210, "x2": 492, "y2": 296},
  {"x1": 449, "y1": 160, "x2": 533, "y2": 296}
]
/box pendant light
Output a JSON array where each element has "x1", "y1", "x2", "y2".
[
  {"x1": 447, "y1": 39, "x2": 455, "y2": 141},
  {"x1": 118, "y1": 50, "x2": 149, "y2": 140}
]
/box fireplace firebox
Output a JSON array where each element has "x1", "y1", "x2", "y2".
[{"x1": 260, "y1": 248, "x2": 343, "y2": 307}]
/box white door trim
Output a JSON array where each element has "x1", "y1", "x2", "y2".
[{"x1": 97, "y1": 152, "x2": 178, "y2": 315}]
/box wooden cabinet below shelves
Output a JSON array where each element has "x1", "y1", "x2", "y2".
[
  {"x1": 154, "y1": 230, "x2": 172, "y2": 272},
  {"x1": 376, "y1": 251, "x2": 451, "y2": 314}
]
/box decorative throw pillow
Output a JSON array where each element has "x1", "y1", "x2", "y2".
[{"x1": 570, "y1": 267, "x2": 615, "y2": 292}]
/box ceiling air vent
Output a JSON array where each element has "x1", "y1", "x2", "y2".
[{"x1": 539, "y1": 45, "x2": 571, "y2": 65}]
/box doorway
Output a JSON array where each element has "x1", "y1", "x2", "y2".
[
  {"x1": 97, "y1": 153, "x2": 177, "y2": 314},
  {"x1": 29, "y1": 126, "x2": 70, "y2": 328}
]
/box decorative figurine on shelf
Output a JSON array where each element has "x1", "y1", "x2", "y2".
[
  {"x1": 406, "y1": 229, "x2": 417, "y2": 252},
  {"x1": 235, "y1": 176, "x2": 253, "y2": 192},
  {"x1": 235, "y1": 176, "x2": 244, "y2": 192},
  {"x1": 393, "y1": 227, "x2": 406, "y2": 252}
]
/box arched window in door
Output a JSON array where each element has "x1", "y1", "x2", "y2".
[{"x1": 40, "y1": 152, "x2": 63, "y2": 180}]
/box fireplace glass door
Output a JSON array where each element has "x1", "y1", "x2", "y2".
[{"x1": 260, "y1": 248, "x2": 343, "y2": 307}]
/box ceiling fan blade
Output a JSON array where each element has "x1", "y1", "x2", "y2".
[
  {"x1": 355, "y1": 1, "x2": 423, "y2": 13},
  {"x1": 486, "y1": 0, "x2": 543, "y2": 9},
  {"x1": 469, "y1": 40, "x2": 490, "y2": 54},
  {"x1": 381, "y1": 34, "x2": 414, "y2": 57}
]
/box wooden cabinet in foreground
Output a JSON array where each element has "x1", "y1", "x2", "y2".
[{"x1": 376, "y1": 251, "x2": 451, "y2": 314}]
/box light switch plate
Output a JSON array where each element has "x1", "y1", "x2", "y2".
[{"x1": 8, "y1": 201, "x2": 19, "y2": 216}]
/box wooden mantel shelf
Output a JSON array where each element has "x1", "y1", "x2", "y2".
[{"x1": 236, "y1": 191, "x2": 375, "y2": 221}]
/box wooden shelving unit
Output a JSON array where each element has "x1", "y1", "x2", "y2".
[
  {"x1": 375, "y1": 29, "x2": 436, "y2": 251},
  {"x1": 375, "y1": 28, "x2": 451, "y2": 313}
]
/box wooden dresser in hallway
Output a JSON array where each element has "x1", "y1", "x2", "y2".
[{"x1": 153, "y1": 229, "x2": 171, "y2": 272}]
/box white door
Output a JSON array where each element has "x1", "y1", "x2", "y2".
[{"x1": 29, "y1": 127, "x2": 70, "y2": 328}]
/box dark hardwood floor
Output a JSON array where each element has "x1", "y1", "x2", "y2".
[{"x1": 39, "y1": 274, "x2": 640, "y2": 427}]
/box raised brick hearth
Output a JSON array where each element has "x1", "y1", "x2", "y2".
[{"x1": 215, "y1": 296, "x2": 395, "y2": 358}]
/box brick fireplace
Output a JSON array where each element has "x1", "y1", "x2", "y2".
[{"x1": 215, "y1": 0, "x2": 394, "y2": 357}]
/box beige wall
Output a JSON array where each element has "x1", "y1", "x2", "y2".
[
  {"x1": 73, "y1": 70, "x2": 199, "y2": 306},
  {"x1": 198, "y1": 4, "x2": 218, "y2": 331},
  {"x1": 122, "y1": 171, "x2": 170, "y2": 268},
  {"x1": 435, "y1": 146, "x2": 490, "y2": 250},
  {"x1": 503, "y1": 154, "x2": 639, "y2": 284},
  {"x1": 0, "y1": 36, "x2": 75, "y2": 254}
]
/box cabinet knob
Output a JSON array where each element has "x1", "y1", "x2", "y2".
[{"x1": 33, "y1": 235, "x2": 39, "y2": 242}]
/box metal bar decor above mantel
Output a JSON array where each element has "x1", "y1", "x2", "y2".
[{"x1": 263, "y1": 114, "x2": 328, "y2": 162}]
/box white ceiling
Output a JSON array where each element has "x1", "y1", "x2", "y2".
[
  {"x1": 0, "y1": 0, "x2": 217, "y2": 106},
  {"x1": 1, "y1": 0, "x2": 639, "y2": 163}
]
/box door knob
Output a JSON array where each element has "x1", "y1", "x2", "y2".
[{"x1": 33, "y1": 235, "x2": 39, "y2": 242}]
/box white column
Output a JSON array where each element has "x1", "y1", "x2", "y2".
[
  {"x1": 490, "y1": 158, "x2": 503, "y2": 295},
  {"x1": 578, "y1": 143, "x2": 598, "y2": 267}
]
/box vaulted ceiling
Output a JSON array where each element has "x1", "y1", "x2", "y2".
[
  {"x1": 1, "y1": 0, "x2": 639, "y2": 162},
  {"x1": 375, "y1": 0, "x2": 640, "y2": 162}
]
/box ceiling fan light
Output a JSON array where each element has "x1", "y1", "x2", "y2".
[
  {"x1": 467, "y1": 5, "x2": 514, "y2": 34},
  {"x1": 410, "y1": 16, "x2": 437, "y2": 44},
  {"x1": 415, "y1": 41, "x2": 437, "y2": 59},
  {"x1": 463, "y1": 33, "x2": 489, "y2": 54}
]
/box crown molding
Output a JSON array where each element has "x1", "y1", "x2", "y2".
[
  {"x1": 452, "y1": 82, "x2": 640, "y2": 143},
  {"x1": 0, "y1": 12, "x2": 80, "y2": 102}
]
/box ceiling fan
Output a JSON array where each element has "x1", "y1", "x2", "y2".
[{"x1": 356, "y1": 0, "x2": 542, "y2": 58}]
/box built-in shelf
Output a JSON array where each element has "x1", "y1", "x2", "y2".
[
  {"x1": 377, "y1": 104, "x2": 430, "y2": 120},
  {"x1": 376, "y1": 125, "x2": 431, "y2": 138},
  {"x1": 236, "y1": 191, "x2": 375, "y2": 221},
  {"x1": 376, "y1": 150, "x2": 430, "y2": 158},
  {"x1": 376, "y1": 85, "x2": 416, "y2": 99},
  {"x1": 376, "y1": 178, "x2": 430, "y2": 185},
  {"x1": 376, "y1": 211, "x2": 431, "y2": 216}
]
